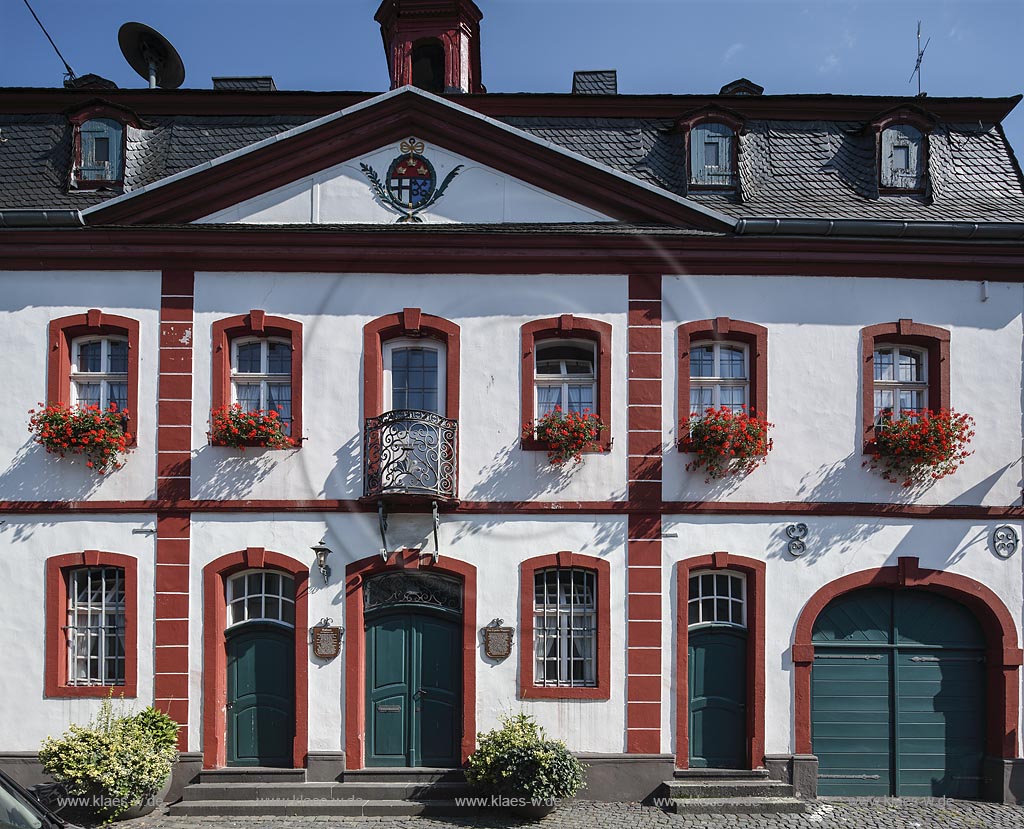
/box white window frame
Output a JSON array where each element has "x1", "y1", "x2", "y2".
[
  {"x1": 689, "y1": 341, "x2": 749, "y2": 414},
  {"x1": 230, "y1": 335, "x2": 292, "y2": 423},
  {"x1": 66, "y1": 566, "x2": 126, "y2": 686},
  {"x1": 533, "y1": 567, "x2": 597, "y2": 688},
  {"x1": 534, "y1": 338, "x2": 597, "y2": 418},
  {"x1": 226, "y1": 569, "x2": 296, "y2": 629},
  {"x1": 70, "y1": 335, "x2": 129, "y2": 411},
  {"x1": 873, "y1": 343, "x2": 928, "y2": 424},
  {"x1": 688, "y1": 569, "x2": 746, "y2": 629},
  {"x1": 382, "y1": 337, "x2": 447, "y2": 414}
]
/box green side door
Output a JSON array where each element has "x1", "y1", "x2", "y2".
[
  {"x1": 367, "y1": 612, "x2": 460, "y2": 767},
  {"x1": 689, "y1": 627, "x2": 747, "y2": 769},
  {"x1": 811, "y1": 588, "x2": 985, "y2": 798},
  {"x1": 226, "y1": 625, "x2": 295, "y2": 767}
]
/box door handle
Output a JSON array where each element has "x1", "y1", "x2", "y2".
[{"x1": 413, "y1": 688, "x2": 429, "y2": 700}]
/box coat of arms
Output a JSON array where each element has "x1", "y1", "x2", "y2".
[{"x1": 360, "y1": 138, "x2": 463, "y2": 223}]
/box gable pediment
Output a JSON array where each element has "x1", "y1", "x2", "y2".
[{"x1": 81, "y1": 87, "x2": 735, "y2": 231}]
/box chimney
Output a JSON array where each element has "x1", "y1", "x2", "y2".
[
  {"x1": 375, "y1": 0, "x2": 485, "y2": 94},
  {"x1": 572, "y1": 70, "x2": 617, "y2": 95},
  {"x1": 212, "y1": 76, "x2": 277, "y2": 91}
]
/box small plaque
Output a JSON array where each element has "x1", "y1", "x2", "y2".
[
  {"x1": 376, "y1": 704, "x2": 402, "y2": 713},
  {"x1": 483, "y1": 626, "x2": 514, "y2": 660},
  {"x1": 312, "y1": 625, "x2": 342, "y2": 659}
]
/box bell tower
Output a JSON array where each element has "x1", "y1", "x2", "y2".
[{"x1": 375, "y1": 0, "x2": 485, "y2": 94}]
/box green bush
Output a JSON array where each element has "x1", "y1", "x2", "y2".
[
  {"x1": 466, "y1": 713, "x2": 587, "y2": 800},
  {"x1": 39, "y1": 697, "x2": 179, "y2": 820}
]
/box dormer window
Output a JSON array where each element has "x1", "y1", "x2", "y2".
[
  {"x1": 71, "y1": 116, "x2": 126, "y2": 190},
  {"x1": 689, "y1": 121, "x2": 737, "y2": 189},
  {"x1": 880, "y1": 124, "x2": 924, "y2": 191}
]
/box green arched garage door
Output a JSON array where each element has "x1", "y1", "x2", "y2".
[{"x1": 811, "y1": 588, "x2": 986, "y2": 798}]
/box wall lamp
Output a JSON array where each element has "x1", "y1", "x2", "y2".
[{"x1": 311, "y1": 538, "x2": 332, "y2": 584}]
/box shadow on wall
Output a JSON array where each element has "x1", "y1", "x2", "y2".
[
  {"x1": 191, "y1": 445, "x2": 286, "y2": 500},
  {"x1": 318, "y1": 433, "x2": 362, "y2": 500},
  {"x1": 0, "y1": 439, "x2": 104, "y2": 503}
]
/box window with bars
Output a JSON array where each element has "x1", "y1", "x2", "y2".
[
  {"x1": 535, "y1": 340, "x2": 596, "y2": 418},
  {"x1": 227, "y1": 570, "x2": 296, "y2": 628},
  {"x1": 689, "y1": 341, "x2": 748, "y2": 414},
  {"x1": 231, "y1": 337, "x2": 293, "y2": 433},
  {"x1": 66, "y1": 567, "x2": 126, "y2": 686},
  {"x1": 873, "y1": 344, "x2": 927, "y2": 424},
  {"x1": 688, "y1": 570, "x2": 746, "y2": 628},
  {"x1": 71, "y1": 336, "x2": 129, "y2": 412},
  {"x1": 533, "y1": 567, "x2": 597, "y2": 687}
]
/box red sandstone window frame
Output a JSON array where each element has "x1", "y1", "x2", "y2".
[
  {"x1": 48, "y1": 310, "x2": 140, "y2": 446},
  {"x1": 363, "y1": 308, "x2": 461, "y2": 420},
  {"x1": 677, "y1": 318, "x2": 767, "y2": 451},
  {"x1": 211, "y1": 311, "x2": 303, "y2": 445},
  {"x1": 519, "y1": 552, "x2": 611, "y2": 700},
  {"x1": 521, "y1": 316, "x2": 612, "y2": 453},
  {"x1": 45, "y1": 551, "x2": 138, "y2": 698},
  {"x1": 861, "y1": 320, "x2": 949, "y2": 450}
]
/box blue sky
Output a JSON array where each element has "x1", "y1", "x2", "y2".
[{"x1": 3, "y1": 0, "x2": 1023, "y2": 155}]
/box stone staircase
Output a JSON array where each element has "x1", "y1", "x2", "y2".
[
  {"x1": 169, "y1": 768, "x2": 482, "y2": 817},
  {"x1": 662, "y1": 768, "x2": 809, "y2": 815}
]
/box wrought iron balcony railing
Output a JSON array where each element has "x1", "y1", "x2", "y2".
[{"x1": 363, "y1": 409, "x2": 458, "y2": 501}]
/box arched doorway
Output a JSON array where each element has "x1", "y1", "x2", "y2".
[
  {"x1": 792, "y1": 558, "x2": 1022, "y2": 801},
  {"x1": 811, "y1": 588, "x2": 985, "y2": 797},
  {"x1": 202, "y1": 548, "x2": 309, "y2": 769},
  {"x1": 345, "y1": 550, "x2": 477, "y2": 770}
]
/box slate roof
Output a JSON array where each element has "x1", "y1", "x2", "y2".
[{"x1": 3, "y1": 102, "x2": 1024, "y2": 224}]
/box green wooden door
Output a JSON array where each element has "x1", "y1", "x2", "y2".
[
  {"x1": 366, "y1": 612, "x2": 460, "y2": 767},
  {"x1": 689, "y1": 627, "x2": 747, "y2": 768},
  {"x1": 811, "y1": 589, "x2": 985, "y2": 798},
  {"x1": 226, "y1": 625, "x2": 295, "y2": 767}
]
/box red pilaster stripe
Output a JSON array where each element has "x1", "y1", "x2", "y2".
[
  {"x1": 626, "y1": 274, "x2": 663, "y2": 754},
  {"x1": 156, "y1": 271, "x2": 194, "y2": 751}
]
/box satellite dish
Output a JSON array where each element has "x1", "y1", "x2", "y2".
[{"x1": 118, "y1": 22, "x2": 185, "y2": 89}]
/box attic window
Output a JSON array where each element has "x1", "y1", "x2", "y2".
[
  {"x1": 75, "y1": 118, "x2": 124, "y2": 188},
  {"x1": 880, "y1": 124, "x2": 924, "y2": 191},
  {"x1": 689, "y1": 122, "x2": 736, "y2": 189}
]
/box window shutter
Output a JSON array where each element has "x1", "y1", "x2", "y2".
[
  {"x1": 881, "y1": 125, "x2": 923, "y2": 190},
  {"x1": 690, "y1": 122, "x2": 735, "y2": 187},
  {"x1": 79, "y1": 119, "x2": 123, "y2": 182}
]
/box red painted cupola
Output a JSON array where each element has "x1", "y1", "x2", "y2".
[{"x1": 375, "y1": 0, "x2": 485, "y2": 94}]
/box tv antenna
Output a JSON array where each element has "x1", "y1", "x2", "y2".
[
  {"x1": 118, "y1": 22, "x2": 185, "y2": 89},
  {"x1": 908, "y1": 21, "x2": 930, "y2": 97},
  {"x1": 21, "y1": 0, "x2": 76, "y2": 82}
]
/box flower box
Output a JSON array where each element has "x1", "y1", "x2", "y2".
[
  {"x1": 522, "y1": 407, "x2": 606, "y2": 466},
  {"x1": 28, "y1": 403, "x2": 132, "y2": 474},
  {"x1": 866, "y1": 408, "x2": 974, "y2": 486},
  {"x1": 681, "y1": 406, "x2": 773, "y2": 481},
  {"x1": 209, "y1": 404, "x2": 296, "y2": 449}
]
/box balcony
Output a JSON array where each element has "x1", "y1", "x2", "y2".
[{"x1": 363, "y1": 409, "x2": 458, "y2": 501}]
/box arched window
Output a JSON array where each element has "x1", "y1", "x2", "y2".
[
  {"x1": 688, "y1": 570, "x2": 746, "y2": 628},
  {"x1": 688, "y1": 341, "x2": 748, "y2": 414},
  {"x1": 534, "y1": 339, "x2": 596, "y2": 417},
  {"x1": 411, "y1": 39, "x2": 445, "y2": 93},
  {"x1": 231, "y1": 336, "x2": 294, "y2": 434},
  {"x1": 71, "y1": 335, "x2": 129, "y2": 412},
  {"x1": 226, "y1": 570, "x2": 296, "y2": 627},
  {"x1": 880, "y1": 124, "x2": 925, "y2": 191},
  {"x1": 689, "y1": 121, "x2": 737, "y2": 188},
  {"x1": 77, "y1": 118, "x2": 124, "y2": 184},
  {"x1": 872, "y1": 343, "x2": 927, "y2": 424}
]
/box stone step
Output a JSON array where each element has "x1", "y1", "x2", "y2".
[
  {"x1": 342, "y1": 767, "x2": 465, "y2": 784},
  {"x1": 196, "y1": 768, "x2": 306, "y2": 784},
  {"x1": 672, "y1": 767, "x2": 770, "y2": 780},
  {"x1": 664, "y1": 779, "x2": 795, "y2": 799},
  {"x1": 181, "y1": 781, "x2": 475, "y2": 802},
  {"x1": 169, "y1": 799, "x2": 481, "y2": 818},
  {"x1": 669, "y1": 797, "x2": 809, "y2": 816}
]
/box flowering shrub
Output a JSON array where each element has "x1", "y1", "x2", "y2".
[
  {"x1": 39, "y1": 697, "x2": 178, "y2": 821},
  {"x1": 209, "y1": 404, "x2": 295, "y2": 449},
  {"x1": 867, "y1": 408, "x2": 975, "y2": 487},
  {"x1": 523, "y1": 406, "x2": 606, "y2": 465},
  {"x1": 28, "y1": 403, "x2": 132, "y2": 474},
  {"x1": 682, "y1": 406, "x2": 773, "y2": 481}
]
